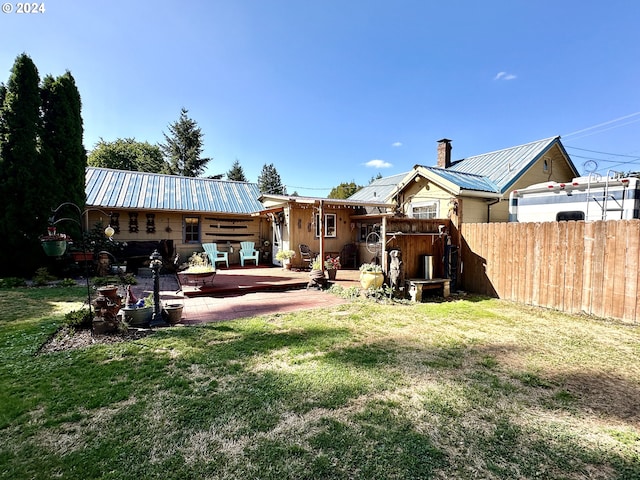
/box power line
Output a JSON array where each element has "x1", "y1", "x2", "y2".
[
  {"x1": 562, "y1": 111, "x2": 640, "y2": 139},
  {"x1": 566, "y1": 145, "x2": 640, "y2": 159}
]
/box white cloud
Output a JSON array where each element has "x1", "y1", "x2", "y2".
[
  {"x1": 365, "y1": 159, "x2": 393, "y2": 168},
  {"x1": 392, "y1": 141, "x2": 402, "y2": 147},
  {"x1": 495, "y1": 71, "x2": 517, "y2": 81}
]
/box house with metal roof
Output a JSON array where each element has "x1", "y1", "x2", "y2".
[
  {"x1": 85, "y1": 167, "x2": 270, "y2": 265},
  {"x1": 258, "y1": 193, "x2": 394, "y2": 270},
  {"x1": 350, "y1": 136, "x2": 578, "y2": 225}
]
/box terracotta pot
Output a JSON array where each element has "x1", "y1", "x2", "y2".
[
  {"x1": 97, "y1": 285, "x2": 118, "y2": 298},
  {"x1": 71, "y1": 251, "x2": 93, "y2": 262},
  {"x1": 327, "y1": 269, "x2": 337, "y2": 281}
]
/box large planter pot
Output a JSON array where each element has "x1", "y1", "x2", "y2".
[
  {"x1": 360, "y1": 271, "x2": 384, "y2": 290},
  {"x1": 327, "y1": 269, "x2": 337, "y2": 281},
  {"x1": 42, "y1": 240, "x2": 67, "y2": 257},
  {"x1": 71, "y1": 251, "x2": 93, "y2": 262},
  {"x1": 97, "y1": 285, "x2": 118, "y2": 298},
  {"x1": 120, "y1": 306, "x2": 152, "y2": 327},
  {"x1": 164, "y1": 304, "x2": 184, "y2": 324},
  {"x1": 177, "y1": 271, "x2": 216, "y2": 288}
]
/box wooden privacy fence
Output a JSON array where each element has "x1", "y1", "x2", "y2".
[{"x1": 459, "y1": 220, "x2": 640, "y2": 323}]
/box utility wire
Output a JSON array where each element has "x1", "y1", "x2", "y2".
[{"x1": 562, "y1": 111, "x2": 640, "y2": 138}]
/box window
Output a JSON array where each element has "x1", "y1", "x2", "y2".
[
  {"x1": 411, "y1": 201, "x2": 438, "y2": 219},
  {"x1": 184, "y1": 216, "x2": 200, "y2": 243},
  {"x1": 556, "y1": 211, "x2": 584, "y2": 221},
  {"x1": 315, "y1": 213, "x2": 337, "y2": 238}
]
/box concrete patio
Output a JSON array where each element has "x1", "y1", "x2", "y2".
[{"x1": 132, "y1": 266, "x2": 362, "y2": 325}]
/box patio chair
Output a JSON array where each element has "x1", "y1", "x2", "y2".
[
  {"x1": 202, "y1": 243, "x2": 229, "y2": 268},
  {"x1": 299, "y1": 244, "x2": 316, "y2": 268},
  {"x1": 239, "y1": 241, "x2": 259, "y2": 266}
]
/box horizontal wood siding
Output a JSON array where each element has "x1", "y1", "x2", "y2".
[
  {"x1": 460, "y1": 220, "x2": 640, "y2": 324},
  {"x1": 87, "y1": 210, "x2": 268, "y2": 265}
]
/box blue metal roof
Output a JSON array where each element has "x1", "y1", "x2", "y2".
[
  {"x1": 348, "y1": 172, "x2": 410, "y2": 203},
  {"x1": 421, "y1": 166, "x2": 500, "y2": 193},
  {"x1": 447, "y1": 136, "x2": 573, "y2": 194},
  {"x1": 86, "y1": 167, "x2": 264, "y2": 214}
]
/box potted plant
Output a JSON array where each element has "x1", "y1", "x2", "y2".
[
  {"x1": 275, "y1": 249, "x2": 296, "y2": 269},
  {"x1": 359, "y1": 262, "x2": 384, "y2": 289},
  {"x1": 120, "y1": 292, "x2": 153, "y2": 327},
  {"x1": 176, "y1": 252, "x2": 216, "y2": 288},
  {"x1": 324, "y1": 256, "x2": 341, "y2": 281},
  {"x1": 40, "y1": 226, "x2": 70, "y2": 257},
  {"x1": 308, "y1": 255, "x2": 326, "y2": 289}
]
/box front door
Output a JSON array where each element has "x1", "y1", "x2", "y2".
[{"x1": 272, "y1": 220, "x2": 283, "y2": 266}]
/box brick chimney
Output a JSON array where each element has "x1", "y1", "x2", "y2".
[{"x1": 437, "y1": 138, "x2": 452, "y2": 169}]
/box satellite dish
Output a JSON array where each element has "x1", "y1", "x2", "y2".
[{"x1": 583, "y1": 160, "x2": 598, "y2": 173}]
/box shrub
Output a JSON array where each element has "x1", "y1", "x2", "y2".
[
  {"x1": 359, "y1": 263, "x2": 382, "y2": 273},
  {"x1": 33, "y1": 267, "x2": 56, "y2": 286},
  {"x1": 59, "y1": 278, "x2": 78, "y2": 288},
  {"x1": 64, "y1": 308, "x2": 92, "y2": 330},
  {"x1": 0, "y1": 277, "x2": 27, "y2": 288}
]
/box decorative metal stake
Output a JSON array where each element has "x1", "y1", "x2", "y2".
[{"x1": 149, "y1": 249, "x2": 166, "y2": 327}]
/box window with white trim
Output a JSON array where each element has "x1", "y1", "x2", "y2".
[
  {"x1": 411, "y1": 200, "x2": 439, "y2": 219},
  {"x1": 315, "y1": 213, "x2": 337, "y2": 238},
  {"x1": 184, "y1": 216, "x2": 200, "y2": 243}
]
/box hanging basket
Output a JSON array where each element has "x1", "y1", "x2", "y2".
[{"x1": 41, "y1": 239, "x2": 67, "y2": 257}]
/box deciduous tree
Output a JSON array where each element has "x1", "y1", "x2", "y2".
[
  {"x1": 328, "y1": 181, "x2": 361, "y2": 199},
  {"x1": 88, "y1": 138, "x2": 165, "y2": 173}
]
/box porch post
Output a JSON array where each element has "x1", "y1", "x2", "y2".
[
  {"x1": 381, "y1": 215, "x2": 387, "y2": 274},
  {"x1": 319, "y1": 200, "x2": 325, "y2": 271}
]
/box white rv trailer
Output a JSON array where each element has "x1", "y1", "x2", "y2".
[{"x1": 508, "y1": 174, "x2": 640, "y2": 222}]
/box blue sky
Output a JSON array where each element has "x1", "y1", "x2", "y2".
[{"x1": 2, "y1": 0, "x2": 639, "y2": 195}]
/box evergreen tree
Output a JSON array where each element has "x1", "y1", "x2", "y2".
[
  {"x1": 88, "y1": 138, "x2": 165, "y2": 173},
  {"x1": 160, "y1": 108, "x2": 211, "y2": 177},
  {"x1": 257, "y1": 163, "x2": 286, "y2": 195},
  {"x1": 369, "y1": 173, "x2": 383, "y2": 183},
  {"x1": 0, "y1": 54, "x2": 49, "y2": 275},
  {"x1": 41, "y1": 71, "x2": 86, "y2": 212},
  {"x1": 227, "y1": 159, "x2": 247, "y2": 181},
  {"x1": 328, "y1": 181, "x2": 362, "y2": 199}
]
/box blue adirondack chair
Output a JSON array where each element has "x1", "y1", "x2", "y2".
[
  {"x1": 202, "y1": 243, "x2": 229, "y2": 268},
  {"x1": 239, "y1": 241, "x2": 259, "y2": 267}
]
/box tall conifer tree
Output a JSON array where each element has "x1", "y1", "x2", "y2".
[
  {"x1": 41, "y1": 71, "x2": 86, "y2": 212},
  {"x1": 0, "y1": 54, "x2": 49, "y2": 275},
  {"x1": 257, "y1": 163, "x2": 286, "y2": 195},
  {"x1": 160, "y1": 108, "x2": 211, "y2": 177},
  {"x1": 227, "y1": 159, "x2": 247, "y2": 181}
]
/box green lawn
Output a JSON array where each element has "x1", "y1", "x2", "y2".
[{"x1": 1, "y1": 286, "x2": 639, "y2": 479}]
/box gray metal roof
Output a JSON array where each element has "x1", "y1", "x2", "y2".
[
  {"x1": 86, "y1": 167, "x2": 264, "y2": 214},
  {"x1": 348, "y1": 137, "x2": 576, "y2": 201},
  {"x1": 447, "y1": 136, "x2": 573, "y2": 194},
  {"x1": 421, "y1": 166, "x2": 500, "y2": 193},
  {"x1": 347, "y1": 172, "x2": 410, "y2": 203}
]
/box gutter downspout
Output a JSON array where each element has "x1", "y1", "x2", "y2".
[{"x1": 487, "y1": 198, "x2": 500, "y2": 222}]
